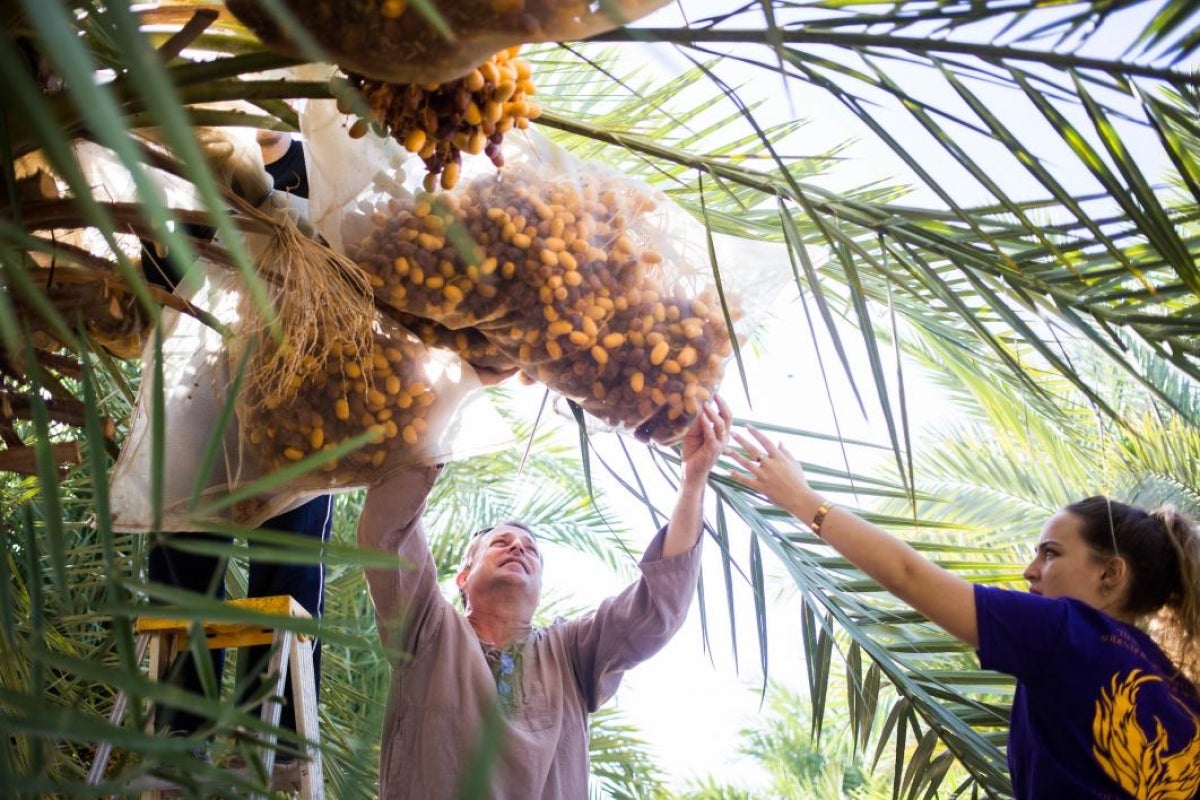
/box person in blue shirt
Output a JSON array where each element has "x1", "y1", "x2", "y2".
[{"x1": 730, "y1": 426, "x2": 1200, "y2": 800}]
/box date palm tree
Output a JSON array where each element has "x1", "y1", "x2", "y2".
[{"x1": 2, "y1": 0, "x2": 1196, "y2": 797}]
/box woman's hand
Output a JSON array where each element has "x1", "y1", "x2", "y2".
[
  {"x1": 728, "y1": 424, "x2": 980, "y2": 648},
  {"x1": 727, "y1": 426, "x2": 818, "y2": 513}
]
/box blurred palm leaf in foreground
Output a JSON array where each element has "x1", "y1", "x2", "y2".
[{"x1": 2, "y1": 0, "x2": 1198, "y2": 797}]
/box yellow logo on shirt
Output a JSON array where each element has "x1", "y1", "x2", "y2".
[{"x1": 1092, "y1": 669, "x2": 1200, "y2": 799}]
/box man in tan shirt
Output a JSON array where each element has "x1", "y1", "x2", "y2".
[{"x1": 357, "y1": 396, "x2": 731, "y2": 798}]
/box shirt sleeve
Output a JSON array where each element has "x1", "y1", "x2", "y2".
[
  {"x1": 565, "y1": 526, "x2": 703, "y2": 711},
  {"x1": 975, "y1": 584, "x2": 1073, "y2": 681},
  {"x1": 356, "y1": 465, "x2": 445, "y2": 657}
]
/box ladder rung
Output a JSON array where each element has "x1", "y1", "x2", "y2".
[{"x1": 135, "y1": 596, "x2": 312, "y2": 645}]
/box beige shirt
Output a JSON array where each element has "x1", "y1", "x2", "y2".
[{"x1": 358, "y1": 466, "x2": 703, "y2": 799}]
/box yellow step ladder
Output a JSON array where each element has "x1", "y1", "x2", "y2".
[{"x1": 87, "y1": 595, "x2": 324, "y2": 800}]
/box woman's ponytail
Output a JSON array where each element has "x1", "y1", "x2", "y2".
[{"x1": 1153, "y1": 506, "x2": 1200, "y2": 687}]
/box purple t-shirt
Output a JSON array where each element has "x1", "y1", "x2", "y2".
[{"x1": 975, "y1": 584, "x2": 1200, "y2": 799}]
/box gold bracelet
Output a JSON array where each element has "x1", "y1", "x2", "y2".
[{"x1": 811, "y1": 501, "x2": 835, "y2": 537}]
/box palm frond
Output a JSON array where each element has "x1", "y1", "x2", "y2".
[{"x1": 4, "y1": 0, "x2": 1200, "y2": 796}]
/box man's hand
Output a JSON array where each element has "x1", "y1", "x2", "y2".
[
  {"x1": 662, "y1": 395, "x2": 731, "y2": 558},
  {"x1": 680, "y1": 395, "x2": 732, "y2": 486},
  {"x1": 474, "y1": 365, "x2": 520, "y2": 387}
]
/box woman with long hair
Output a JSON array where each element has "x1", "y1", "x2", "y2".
[{"x1": 730, "y1": 427, "x2": 1200, "y2": 799}]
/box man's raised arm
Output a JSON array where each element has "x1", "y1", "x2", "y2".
[
  {"x1": 662, "y1": 395, "x2": 732, "y2": 558},
  {"x1": 568, "y1": 396, "x2": 732, "y2": 709},
  {"x1": 357, "y1": 465, "x2": 443, "y2": 654}
]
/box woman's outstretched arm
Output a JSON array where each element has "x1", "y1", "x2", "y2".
[{"x1": 729, "y1": 427, "x2": 979, "y2": 649}]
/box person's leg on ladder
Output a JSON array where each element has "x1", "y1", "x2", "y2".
[
  {"x1": 147, "y1": 532, "x2": 230, "y2": 740},
  {"x1": 240, "y1": 494, "x2": 333, "y2": 739}
]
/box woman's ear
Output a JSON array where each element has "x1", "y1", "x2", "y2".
[{"x1": 1100, "y1": 556, "x2": 1129, "y2": 594}]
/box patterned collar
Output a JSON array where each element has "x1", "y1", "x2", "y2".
[{"x1": 479, "y1": 635, "x2": 531, "y2": 713}]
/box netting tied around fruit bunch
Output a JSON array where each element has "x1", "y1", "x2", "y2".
[{"x1": 305, "y1": 98, "x2": 785, "y2": 445}]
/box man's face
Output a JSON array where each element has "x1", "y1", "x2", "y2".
[{"x1": 458, "y1": 525, "x2": 543, "y2": 607}]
